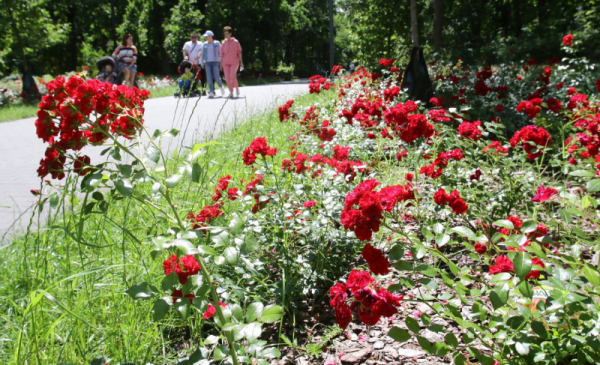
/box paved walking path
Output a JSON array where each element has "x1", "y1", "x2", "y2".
[{"x1": 0, "y1": 82, "x2": 308, "y2": 239}]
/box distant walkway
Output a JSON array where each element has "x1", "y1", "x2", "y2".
[{"x1": 0, "y1": 82, "x2": 308, "y2": 239}]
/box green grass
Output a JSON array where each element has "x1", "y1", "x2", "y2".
[
  {"x1": 0, "y1": 90, "x2": 327, "y2": 365},
  {"x1": 0, "y1": 104, "x2": 39, "y2": 123}
]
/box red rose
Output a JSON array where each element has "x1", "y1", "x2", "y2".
[
  {"x1": 489, "y1": 255, "x2": 514, "y2": 275},
  {"x1": 562, "y1": 34, "x2": 573, "y2": 46},
  {"x1": 531, "y1": 185, "x2": 558, "y2": 203},
  {"x1": 362, "y1": 244, "x2": 390, "y2": 275}
]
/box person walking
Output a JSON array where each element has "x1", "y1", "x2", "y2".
[
  {"x1": 182, "y1": 32, "x2": 205, "y2": 95},
  {"x1": 220, "y1": 26, "x2": 243, "y2": 98},
  {"x1": 112, "y1": 34, "x2": 137, "y2": 87},
  {"x1": 200, "y1": 30, "x2": 225, "y2": 98}
]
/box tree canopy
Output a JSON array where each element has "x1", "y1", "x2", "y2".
[{"x1": 0, "y1": 0, "x2": 599, "y2": 78}]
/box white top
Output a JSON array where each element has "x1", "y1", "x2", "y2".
[{"x1": 182, "y1": 41, "x2": 203, "y2": 64}]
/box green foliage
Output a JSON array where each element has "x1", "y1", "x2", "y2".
[
  {"x1": 162, "y1": 0, "x2": 204, "y2": 65},
  {"x1": 275, "y1": 63, "x2": 295, "y2": 80}
]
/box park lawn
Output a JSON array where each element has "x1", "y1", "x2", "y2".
[
  {"x1": 0, "y1": 104, "x2": 39, "y2": 123},
  {"x1": 0, "y1": 89, "x2": 322, "y2": 365}
]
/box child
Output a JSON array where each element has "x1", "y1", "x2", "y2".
[
  {"x1": 178, "y1": 66, "x2": 193, "y2": 95},
  {"x1": 97, "y1": 64, "x2": 117, "y2": 84}
]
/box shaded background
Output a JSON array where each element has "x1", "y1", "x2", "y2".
[{"x1": 1, "y1": 0, "x2": 599, "y2": 78}]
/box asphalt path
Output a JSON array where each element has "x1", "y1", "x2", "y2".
[{"x1": 0, "y1": 82, "x2": 308, "y2": 239}]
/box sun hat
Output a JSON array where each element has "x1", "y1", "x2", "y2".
[{"x1": 203, "y1": 30, "x2": 214, "y2": 37}]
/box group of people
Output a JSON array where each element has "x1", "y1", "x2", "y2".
[
  {"x1": 96, "y1": 26, "x2": 243, "y2": 99},
  {"x1": 181, "y1": 26, "x2": 243, "y2": 98},
  {"x1": 96, "y1": 33, "x2": 137, "y2": 86}
]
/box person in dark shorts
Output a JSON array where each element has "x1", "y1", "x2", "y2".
[{"x1": 112, "y1": 34, "x2": 138, "y2": 87}]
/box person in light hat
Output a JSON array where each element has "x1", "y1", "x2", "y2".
[{"x1": 200, "y1": 30, "x2": 225, "y2": 98}]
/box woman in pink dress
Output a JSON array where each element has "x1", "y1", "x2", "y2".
[{"x1": 220, "y1": 26, "x2": 244, "y2": 98}]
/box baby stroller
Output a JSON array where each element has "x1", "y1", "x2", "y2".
[
  {"x1": 175, "y1": 60, "x2": 201, "y2": 98},
  {"x1": 96, "y1": 57, "x2": 118, "y2": 84},
  {"x1": 95, "y1": 56, "x2": 139, "y2": 87}
]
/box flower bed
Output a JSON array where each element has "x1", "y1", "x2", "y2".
[{"x1": 9, "y1": 34, "x2": 600, "y2": 364}]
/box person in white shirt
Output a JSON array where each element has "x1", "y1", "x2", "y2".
[{"x1": 182, "y1": 32, "x2": 205, "y2": 94}]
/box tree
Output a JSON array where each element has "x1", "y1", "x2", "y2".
[
  {"x1": 432, "y1": 0, "x2": 444, "y2": 52},
  {"x1": 401, "y1": 0, "x2": 433, "y2": 104},
  {"x1": 0, "y1": 0, "x2": 65, "y2": 101}
]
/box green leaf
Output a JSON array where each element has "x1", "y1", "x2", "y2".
[
  {"x1": 415, "y1": 264, "x2": 438, "y2": 277},
  {"x1": 435, "y1": 233, "x2": 450, "y2": 247},
  {"x1": 418, "y1": 278, "x2": 439, "y2": 291},
  {"x1": 165, "y1": 239, "x2": 199, "y2": 255},
  {"x1": 389, "y1": 245, "x2": 404, "y2": 260},
  {"x1": 165, "y1": 174, "x2": 183, "y2": 188},
  {"x1": 82, "y1": 173, "x2": 103, "y2": 192},
  {"x1": 191, "y1": 141, "x2": 221, "y2": 157},
  {"x1": 246, "y1": 302, "x2": 264, "y2": 322},
  {"x1": 432, "y1": 223, "x2": 445, "y2": 234},
  {"x1": 417, "y1": 336, "x2": 433, "y2": 354},
  {"x1": 161, "y1": 272, "x2": 179, "y2": 292},
  {"x1": 223, "y1": 247, "x2": 240, "y2": 264},
  {"x1": 174, "y1": 300, "x2": 190, "y2": 320},
  {"x1": 587, "y1": 179, "x2": 600, "y2": 193},
  {"x1": 493, "y1": 220, "x2": 514, "y2": 229},
  {"x1": 197, "y1": 245, "x2": 218, "y2": 256},
  {"x1": 126, "y1": 282, "x2": 158, "y2": 300},
  {"x1": 406, "y1": 316, "x2": 421, "y2": 334},
  {"x1": 507, "y1": 315, "x2": 525, "y2": 329},
  {"x1": 557, "y1": 209, "x2": 572, "y2": 223},
  {"x1": 118, "y1": 164, "x2": 132, "y2": 178},
  {"x1": 569, "y1": 169, "x2": 595, "y2": 177},
  {"x1": 259, "y1": 305, "x2": 283, "y2": 323},
  {"x1": 518, "y1": 280, "x2": 533, "y2": 299},
  {"x1": 111, "y1": 146, "x2": 122, "y2": 161},
  {"x1": 152, "y1": 298, "x2": 170, "y2": 321},
  {"x1": 169, "y1": 129, "x2": 180, "y2": 137},
  {"x1": 583, "y1": 264, "x2": 600, "y2": 287},
  {"x1": 520, "y1": 220, "x2": 538, "y2": 234},
  {"x1": 244, "y1": 322, "x2": 262, "y2": 342},
  {"x1": 388, "y1": 327, "x2": 411, "y2": 343},
  {"x1": 394, "y1": 260, "x2": 413, "y2": 271},
  {"x1": 433, "y1": 342, "x2": 452, "y2": 356},
  {"x1": 191, "y1": 162, "x2": 201, "y2": 183},
  {"x1": 445, "y1": 333, "x2": 459, "y2": 348},
  {"x1": 515, "y1": 341, "x2": 530, "y2": 355},
  {"x1": 230, "y1": 304, "x2": 244, "y2": 321},
  {"x1": 513, "y1": 252, "x2": 533, "y2": 280},
  {"x1": 146, "y1": 145, "x2": 160, "y2": 163},
  {"x1": 450, "y1": 226, "x2": 475, "y2": 239},
  {"x1": 453, "y1": 352, "x2": 467, "y2": 365},
  {"x1": 49, "y1": 193, "x2": 59, "y2": 208},
  {"x1": 491, "y1": 272, "x2": 512, "y2": 283},
  {"x1": 531, "y1": 320, "x2": 548, "y2": 339},
  {"x1": 259, "y1": 346, "x2": 281, "y2": 359},
  {"x1": 490, "y1": 282, "x2": 509, "y2": 310},
  {"x1": 114, "y1": 179, "x2": 133, "y2": 197},
  {"x1": 221, "y1": 323, "x2": 239, "y2": 331}
]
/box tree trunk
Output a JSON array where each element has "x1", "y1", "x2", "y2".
[
  {"x1": 499, "y1": 1, "x2": 511, "y2": 37},
  {"x1": 197, "y1": 0, "x2": 208, "y2": 30},
  {"x1": 410, "y1": 0, "x2": 420, "y2": 48},
  {"x1": 513, "y1": 0, "x2": 522, "y2": 37},
  {"x1": 68, "y1": 4, "x2": 78, "y2": 71},
  {"x1": 433, "y1": 0, "x2": 444, "y2": 52}
]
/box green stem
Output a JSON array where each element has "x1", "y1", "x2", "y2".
[{"x1": 197, "y1": 257, "x2": 241, "y2": 365}]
